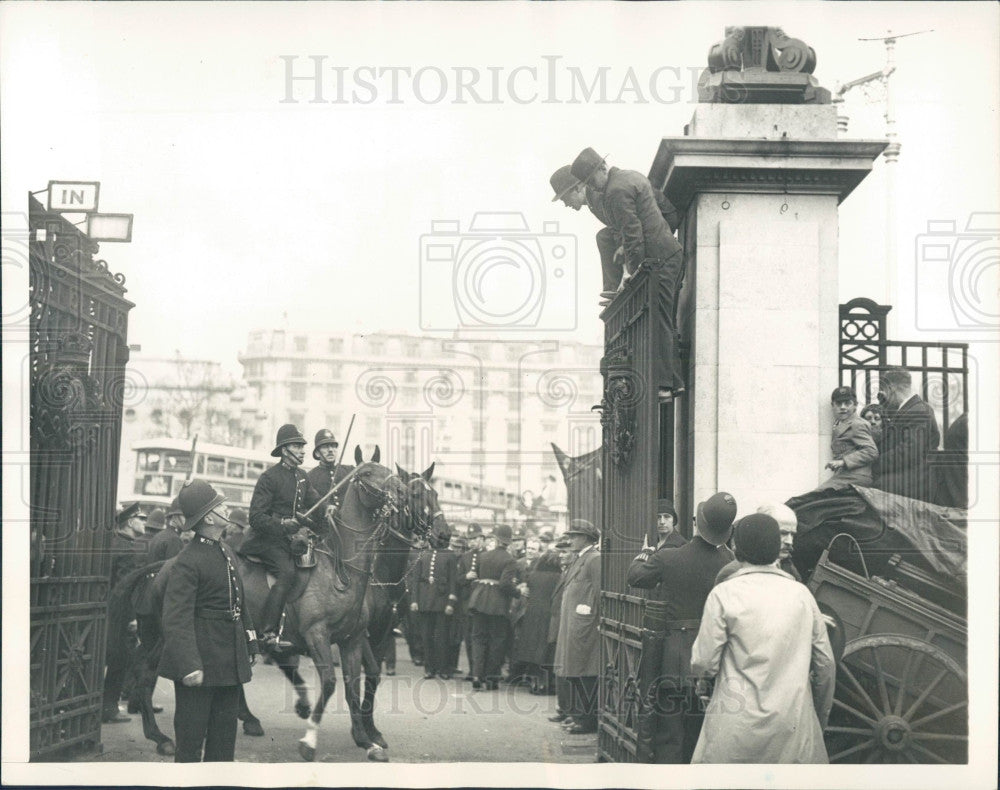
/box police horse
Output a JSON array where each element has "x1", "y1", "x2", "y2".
[
  {"x1": 237, "y1": 457, "x2": 449, "y2": 761},
  {"x1": 106, "y1": 454, "x2": 448, "y2": 762}
]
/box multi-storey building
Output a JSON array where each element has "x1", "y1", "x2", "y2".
[{"x1": 238, "y1": 329, "x2": 603, "y2": 506}]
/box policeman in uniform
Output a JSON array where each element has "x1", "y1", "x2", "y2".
[
  {"x1": 467, "y1": 524, "x2": 520, "y2": 690},
  {"x1": 455, "y1": 524, "x2": 484, "y2": 681},
  {"x1": 147, "y1": 497, "x2": 186, "y2": 563},
  {"x1": 158, "y1": 479, "x2": 257, "y2": 762},
  {"x1": 243, "y1": 424, "x2": 325, "y2": 651},
  {"x1": 410, "y1": 532, "x2": 458, "y2": 679},
  {"x1": 626, "y1": 492, "x2": 738, "y2": 763},
  {"x1": 307, "y1": 428, "x2": 351, "y2": 501},
  {"x1": 109, "y1": 503, "x2": 149, "y2": 591},
  {"x1": 442, "y1": 532, "x2": 468, "y2": 677}
]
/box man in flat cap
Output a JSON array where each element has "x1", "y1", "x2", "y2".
[
  {"x1": 553, "y1": 520, "x2": 602, "y2": 734},
  {"x1": 570, "y1": 147, "x2": 686, "y2": 399},
  {"x1": 244, "y1": 424, "x2": 325, "y2": 651},
  {"x1": 467, "y1": 524, "x2": 520, "y2": 689},
  {"x1": 627, "y1": 492, "x2": 738, "y2": 763},
  {"x1": 158, "y1": 479, "x2": 258, "y2": 762}
]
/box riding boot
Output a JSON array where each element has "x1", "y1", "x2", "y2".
[{"x1": 260, "y1": 585, "x2": 293, "y2": 651}]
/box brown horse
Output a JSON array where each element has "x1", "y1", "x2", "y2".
[{"x1": 237, "y1": 458, "x2": 439, "y2": 761}]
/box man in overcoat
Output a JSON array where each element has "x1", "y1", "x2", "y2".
[
  {"x1": 244, "y1": 424, "x2": 324, "y2": 651},
  {"x1": 553, "y1": 521, "x2": 602, "y2": 734},
  {"x1": 626, "y1": 492, "x2": 738, "y2": 762},
  {"x1": 158, "y1": 479, "x2": 258, "y2": 762},
  {"x1": 571, "y1": 148, "x2": 686, "y2": 397},
  {"x1": 410, "y1": 533, "x2": 458, "y2": 678},
  {"x1": 877, "y1": 367, "x2": 941, "y2": 502},
  {"x1": 467, "y1": 524, "x2": 520, "y2": 689}
]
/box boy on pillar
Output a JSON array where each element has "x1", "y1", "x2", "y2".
[
  {"x1": 244, "y1": 424, "x2": 325, "y2": 652},
  {"x1": 570, "y1": 147, "x2": 686, "y2": 399},
  {"x1": 157, "y1": 479, "x2": 258, "y2": 762}
]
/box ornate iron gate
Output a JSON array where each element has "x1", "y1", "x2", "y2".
[
  {"x1": 596, "y1": 269, "x2": 669, "y2": 762},
  {"x1": 29, "y1": 195, "x2": 134, "y2": 760}
]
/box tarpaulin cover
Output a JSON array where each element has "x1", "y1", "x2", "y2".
[{"x1": 787, "y1": 485, "x2": 967, "y2": 581}]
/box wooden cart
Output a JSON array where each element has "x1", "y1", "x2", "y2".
[{"x1": 808, "y1": 534, "x2": 967, "y2": 764}]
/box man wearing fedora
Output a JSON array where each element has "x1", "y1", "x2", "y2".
[
  {"x1": 158, "y1": 479, "x2": 258, "y2": 762},
  {"x1": 553, "y1": 520, "x2": 602, "y2": 734},
  {"x1": 245, "y1": 424, "x2": 324, "y2": 651},
  {"x1": 626, "y1": 492, "x2": 738, "y2": 763},
  {"x1": 467, "y1": 524, "x2": 520, "y2": 690},
  {"x1": 570, "y1": 147, "x2": 686, "y2": 399},
  {"x1": 551, "y1": 163, "x2": 680, "y2": 305},
  {"x1": 148, "y1": 499, "x2": 187, "y2": 563}
]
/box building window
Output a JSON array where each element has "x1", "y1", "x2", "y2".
[
  {"x1": 291, "y1": 382, "x2": 306, "y2": 401},
  {"x1": 370, "y1": 340, "x2": 385, "y2": 355},
  {"x1": 542, "y1": 421, "x2": 559, "y2": 434},
  {"x1": 288, "y1": 411, "x2": 305, "y2": 427},
  {"x1": 330, "y1": 363, "x2": 342, "y2": 379},
  {"x1": 325, "y1": 414, "x2": 341, "y2": 431},
  {"x1": 294, "y1": 335, "x2": 308, "y2": 352},
  {"x1": 507, "y1": 393, "x2": 520, "y2": 412},
  {"x1": 404, "y1": 341, "x2": 419, "y2": 356},
  {"x1": 328, "y1": 337, "x2": 343, "y2": 354},
  {"x1": 365, "y1": 415, "x2": 380, "y2": 437},
  {"x1": 472, "y1": 421, "x2": 484, "y2": 443},
  {"x1": 291, "y1": 360, "x2": 307, "y2": 378},
  {"x1": 325, "y1": 384, "x2": 343, "y2": 401},
  {"x1": 405, "y1": 370, "x2": 417, "y2": 383},
  {"x1": 508, "y1": 372, "x2": 520, "y2": 389}
]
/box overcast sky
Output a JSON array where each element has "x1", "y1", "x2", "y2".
[{"x1": 2, "y1": 1, "x2": 997, "y2": 376}]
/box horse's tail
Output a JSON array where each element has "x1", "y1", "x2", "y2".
[{"x1": 106, "y1": 561, "x2": 166, "y2": 667}]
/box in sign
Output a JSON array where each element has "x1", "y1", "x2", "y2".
[{"x1": 47, "y1": 181, "x2": 100, "y2": 212}]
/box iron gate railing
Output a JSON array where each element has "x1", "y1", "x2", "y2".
[
  {"x1": 596, "y1": 268, "x2": 664, "y2": 762},
  {"x1": 29, "y1": 194, "x2": 134, "y2": 760}
]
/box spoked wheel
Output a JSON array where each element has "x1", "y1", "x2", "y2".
[{"x1": 826, "y1": 635, "x2": 967, "y2": 764}]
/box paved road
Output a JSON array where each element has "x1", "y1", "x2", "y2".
[{"x1": 95, "y1": 638, "x2": 597, "y2": 764}]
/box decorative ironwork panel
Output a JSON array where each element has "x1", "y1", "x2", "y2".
[{"x1": 29, "y1": 195, "x2": 133, "y2": 761}]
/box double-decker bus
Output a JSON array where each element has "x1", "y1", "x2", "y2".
[{"x1": 128, "y1": 438, "x2": 273, "y2": 511}]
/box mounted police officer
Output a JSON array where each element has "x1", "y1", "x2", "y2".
[
  {"x1": 158, "y1": 479, "x2": 257, "y2": 762},
  {"x1": 244, "y1": 424, "x2": 325, "y2": 652},
  {"x1": 307, "y1": 428, "x2": 351, "y2": 502}
]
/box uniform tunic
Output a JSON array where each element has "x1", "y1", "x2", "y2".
[
  {"x1": 691, "y1": 565, "x2": 835, "y2": 763},
  {"x1": 414, "y1": 546, "x2": 459, "y2": 675},
  {"x1": 243, "y1": 462, "x2": 323, "y2": 556},
  {"x1": 109, "y1": 531, "x2": 149, "y2": 590},
  {"x1": 158, "y1": 536, "x2": 255, "y2": 686},
  {"x1": 468, "y1": 546, "x2": 519, "y2": 681},
  {"x1": 147, "y1": 527, "x2": 185, "y2": 563},
  {"x1": 306, "y1": 462, "x2": 353, "y2": 501}
]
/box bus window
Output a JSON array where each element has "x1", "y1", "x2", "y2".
[
  {"x1": 162, "y1": 452, "x2": 192, "y2": 474},
  {"x1": 196, "y1": 455, "x2": 205, "y2": 474},
  {"x1": 247, "y1": 461, "x2": 265, "y2": 481},
  {"x1": 206, "y1": 456, "x2": 226, "y2": 476},
  {"x1": 227, "y1": 460, "x2": 246, "y2": 479},
  {"x1": 138, "y1": 451, "x2": 161, "y2": 472}
]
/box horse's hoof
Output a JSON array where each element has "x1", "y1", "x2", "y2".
[
  {"x1": 298, "y1": 741, "x2": 316, "y2": 762},
  {"x1": 156, "y1": 740, "x2": 175, "y2": 757},
  {"x1": 374, "y1": 735, "x2": 388, "y2": 750},
  {"x1": 243, "y1": 719, "x2": 265, "y2": 737},
  {"x1": 295, "y1": 700, "x2": 311, "y2": 719},
  {"x1": 367, "y1": 745, "x2": 388, "y2": 762}
]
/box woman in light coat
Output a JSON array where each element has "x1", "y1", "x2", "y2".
[{"x1": 691, "y1": 514, "x2": 836, "y2": 764}]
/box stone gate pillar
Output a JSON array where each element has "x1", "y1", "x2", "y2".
[{"x1": 648, "y1": 27, "x2": 887, "y2": 526}]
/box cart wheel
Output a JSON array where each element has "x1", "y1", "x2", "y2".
[{"x1": 826, "y1": 635, "x2": 967, "y2": 764}]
